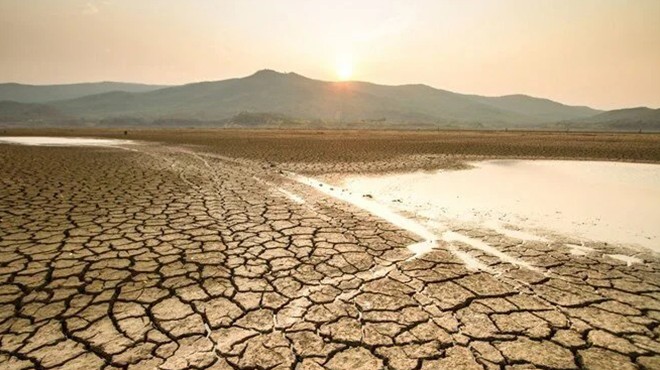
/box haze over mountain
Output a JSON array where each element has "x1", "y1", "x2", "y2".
[
  {"x1": 0, "y1": 70, "x2": 657, "y2": 130},
  {"x1": 465, "y1": 95, "x2": 598, "y2": 122},
  {"x1": 0, "y1": 101, "x2": 68, "y2": 123},
  {"x1": 0, "y1": 82, "x2": 167, "y2": 103},
  {"x1": 567, "y1": 107, "x2": 660, "y2": 131},
  {"x1": 49, "y1": 70, "x2": 600, "y2": 124},
  {"x1": 586, "y1": 107, "x2": 660, "y2": 122}
]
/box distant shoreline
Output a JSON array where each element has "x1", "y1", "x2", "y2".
[{"x1": 2, "y1": 128, "x2": 659, "y2": 174}]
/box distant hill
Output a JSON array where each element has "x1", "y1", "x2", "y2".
[
  {"x1": 0, "y1": 101, "x2": 69, "y2": 123},
  {"x1": 0, "y1": 82, "x2": 167, "y2": 103},
  {"x1": 467, "y1": 94, "x2": 599, "y2": 121},
  {"x1": 584, "y1": 107, "x2": 660, "y2": 123},
  {"x1": 48, "y1": 70, "x2": 602, "y2": 126},
  {"x1": 563, "y1": 107, "x2": 660, "y2": 131},
  {"x1": 1, "y1": 70, "x2": 658, "y2": 130}
]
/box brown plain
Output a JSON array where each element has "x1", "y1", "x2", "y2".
[{"x1": 3, "y1": 129, "x2": 660, "y2": 171}]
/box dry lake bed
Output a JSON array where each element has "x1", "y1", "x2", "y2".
[{"x1": 1, "y1": 130, "x2": 660, "y2": 370}]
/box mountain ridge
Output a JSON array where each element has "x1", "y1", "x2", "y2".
[
  {"x1": 0, "y1": 69, "x2": 657, "y2": 130},
  {"x1": 0, "y1": 82, "x2": 168, "y2": 103},
  {"x1": 49, "y1": 70, "x2": 601, "y2": 125}
]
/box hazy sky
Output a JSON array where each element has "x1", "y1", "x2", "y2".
[{"x1": 1, "y1": 0, "x2": 659, "y2": 109}]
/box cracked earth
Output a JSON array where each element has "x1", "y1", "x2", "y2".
[{"x1": 0, "y1": 140, "x2": 659, "y2": 370}]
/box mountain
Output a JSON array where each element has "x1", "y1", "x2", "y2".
[
  {"x1": 466, "y1": 94, "x2": 599, "y2": 121},
  {"x1": 46, "y1": 70, "x2": 601, "y2": 126},
  {"x1": 3, "y1": 70, "x2": 657, "y2": 130},
  {"x1": 0, "y1": 101, "x2": 69, "y2": 123},
  {"x1": 564, "y1": 107, "x2": 660, "y2": 131},
  {"x1": 584, "y1": 107, "x2": 660, "y2": 123},
  {"x1": 0, "y1": 82, "x2": 167, "y2": 103}
]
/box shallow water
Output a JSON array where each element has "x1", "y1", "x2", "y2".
[
  {"x1": 0, "y1": 136, "x2": 134, "y2": 147},
  {"x1": 342, "y1": 160, "x2": 660, "y2": 252}
]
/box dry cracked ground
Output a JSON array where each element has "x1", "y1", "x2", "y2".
[{"x1": 1, "y1": 139, "x2": 659, "y2": 370}]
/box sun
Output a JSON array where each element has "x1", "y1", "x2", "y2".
[{"x1": 336, "y1": 54, "x2": 353, "y2": 81}]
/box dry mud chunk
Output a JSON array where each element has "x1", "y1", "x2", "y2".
[
  {"x1": 160, "y1": 335, "x2": 215, "y2": 370},
  {"x1": 420, "y1": 346, "x2": 482, "y2": 370},
  {"x1": 567, "y1": 307, "x2": 648, "y2": 334},
  {"x1": 456, "y1": 273, "x2": 515, "y2": 296},
  {"x1": 551, "y1": 330, "x2": 586, "y2": 348},
  {"x1": 492, "y1": 312, "x2": 552, "y2": 338},
  {"x1": 637, "y1": 355, "x2": 660, "y2": 369},
  {"x1": 495, "y1": 338, "x2": 576, "y2": 369},
  {"x1": 578, "y1": 348, "x2": 637, "y2": 370},
  {"x1": 471, "y1": 341, "x2": 505, "y2": 364},
  {"x1": 325, "y1": 347, "x2": 383, "y2": 370},
  {"x1": 422, "y1": 281, "x2": 475, "y2": 310},
  {"x1": 587, "y1": 330, "x2": 645, "y2": 355},
  {"x1": 288, "y1": 331, "x2": 344, "y2": 357},
  {"x1": 377, "y1": 342, "x2": 443, "y2": 370},
  {"x1": 195, "y1": 297, "x2": 243, "y2": 327},
  {"x1": 320, "y1": 317, "x2": 363, "y2": 342},
  {"x1": 232, "y1": 332, "x2": 295, "y2": 369}
]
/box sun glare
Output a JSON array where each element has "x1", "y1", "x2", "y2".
[{"x1": 336, "y1": 54, "x2": 353, "y2": 81}]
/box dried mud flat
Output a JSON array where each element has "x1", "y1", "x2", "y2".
[{"x1": 1, "y1": 130, "x2": 660, "y2": 370}]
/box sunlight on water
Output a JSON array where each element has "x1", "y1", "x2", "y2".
[
  {"x1": 342, "y1": 160, "x2": 660, "y2": 251},
  {"x1": 0, "y1": 136, "x2": 134, "y2": 147}
]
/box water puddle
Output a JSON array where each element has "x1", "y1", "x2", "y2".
[
  {"x1": 342, "y1": 160, "x2": 660, "y2": 252},
  {"x1": 606, "y1": 254, "x2": 643, "y2": 266},
  {"x1": 484, "y1": 220, "x2": 548, "y2": 242},
  {"x1": 0, "y1": 136, "x2": 134, "y2": 148},
  {"x1": 290, "y1": 172, "x2": 529, "y2": 270},
  {"x1": 291, "y1": 173, "x2": 437, "y2": 241},
  {"x1": 566, "y1": 243, "x2": 594, "y2": 256},
  {"x1": 443, "y1": 230, "x2": 539, "y2": 271}
]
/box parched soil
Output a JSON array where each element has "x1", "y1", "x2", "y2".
[
  {"x1": 3, "y1": 128, "x2": 660, "y2": 174},
  {"x1": 0, "y1": 131, "x2": 659, "y2": 370}
]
